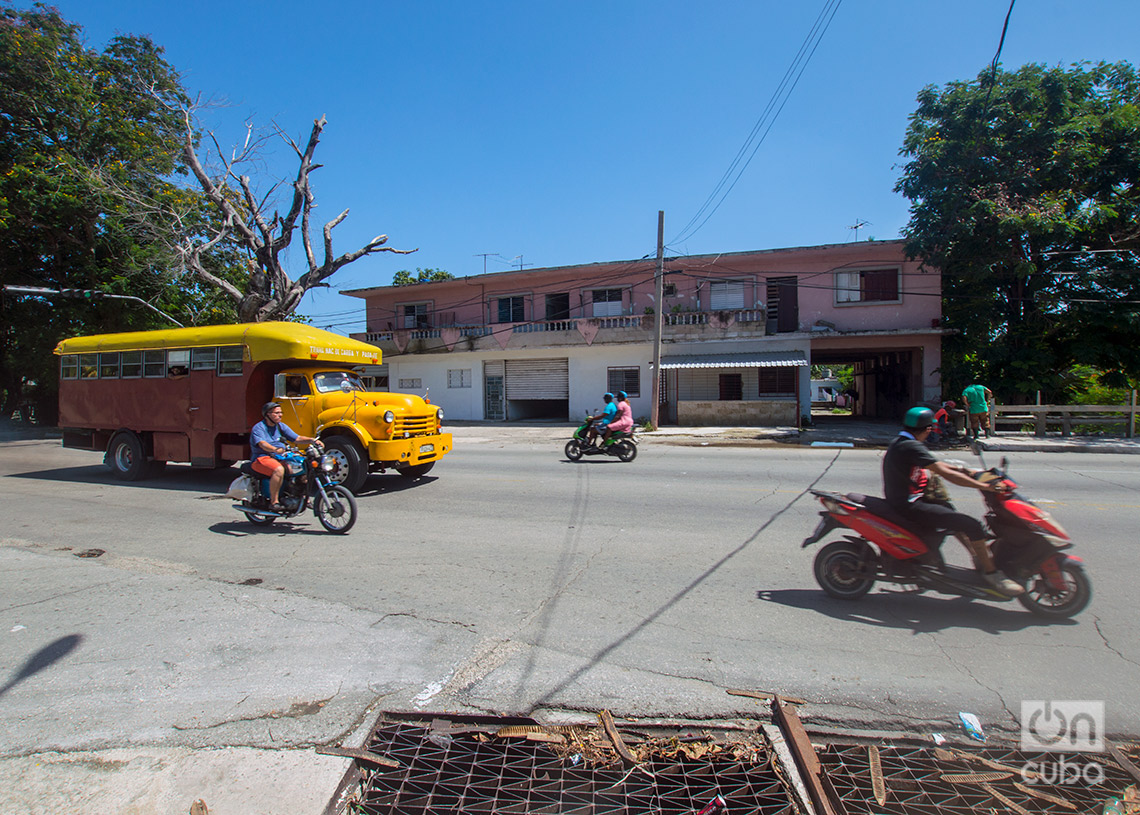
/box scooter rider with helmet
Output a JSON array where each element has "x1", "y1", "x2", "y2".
[
  {"x1": 585, "y1": 392, "x2": 617, "y2": 447},
  {"x1": 250, "y1": 401, "x2": 316, "y2": 511},
  {"x1": 882, "y1": 406, "x2": 1024, "y2": 596}
]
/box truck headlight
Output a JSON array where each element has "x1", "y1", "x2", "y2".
[
  {"x1": 436, "y1": 407, "x2": 444, "y2": 423},
  {"x1": 383, "y1": 410, "x2": 395, "y2": 423}
]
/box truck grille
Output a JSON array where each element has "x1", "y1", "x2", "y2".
[{"x1": 394, "y1": 414, "x2": 437, "y2": 436}]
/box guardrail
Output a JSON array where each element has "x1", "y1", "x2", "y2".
[{"x1": 991, "y1": 399, "x2": 1138, "y2": 437}]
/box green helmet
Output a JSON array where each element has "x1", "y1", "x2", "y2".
[{"x1": 903, "y1": 406, "x2": 935, "y2": 429}]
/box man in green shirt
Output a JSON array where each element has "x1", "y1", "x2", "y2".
[{"x1": 961, "y1": 383, "x2": 994, "y2": 440}]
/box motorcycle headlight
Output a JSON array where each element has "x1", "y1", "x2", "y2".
[
  {"x1": 320, "y1": 455, "x2": 336, "y2": 472},
  {"x1": 383, "y1": 410, "x2": 395, "y2": 423}
]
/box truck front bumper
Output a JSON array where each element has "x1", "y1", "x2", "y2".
[{"x1": 368, "y1": 432, "x2": 453, "y2": 467}]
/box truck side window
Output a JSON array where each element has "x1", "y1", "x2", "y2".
[{"x1": 285, "y1": 375, "x2": 311, "y2": 397}]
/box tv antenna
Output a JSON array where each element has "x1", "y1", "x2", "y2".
[
  {"x1": 474, "y1": 253, "x2": 499, "y2": 275},
  {"x1": 848, "y1": 219, "x2": 871, "y2": 242}
]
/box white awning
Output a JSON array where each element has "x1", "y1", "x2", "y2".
[{"x1": 659, "y1": 351, "x2": 808, "y2": 369}]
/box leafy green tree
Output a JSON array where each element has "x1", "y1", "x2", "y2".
[
  {"x1": 393, "y1": 268, "x2": 455, "y2": 286},
  {"x1": 0, "y1": 2, "x2": 237, "y2": 421},
  {"x1": 896, "y1": 61, "x2": 1140, "y2": 403}
]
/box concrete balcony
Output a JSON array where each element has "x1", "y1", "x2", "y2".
[{"x1": 355, "y1": 309, "x2": 767, "y2": 354}]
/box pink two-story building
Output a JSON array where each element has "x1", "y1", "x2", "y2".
[{"x1": 344, "y1": 239, "x2": 945, "y2": 425}]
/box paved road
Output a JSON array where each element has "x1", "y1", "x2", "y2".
[{"x1": 1, "y1": 430, "x2": 1137, "y2": 813}]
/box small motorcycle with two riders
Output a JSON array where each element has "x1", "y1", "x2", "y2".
[{"x1": 565, "y1": 391, "x2": 638, "y2": 462}]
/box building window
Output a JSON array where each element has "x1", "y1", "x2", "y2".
[
  {"x1": 402, "y1": 303, "x2": 429, "y2": 329},
  {"x1": 448, "y1": 369, "x2": 472, "y2": 388},
  {"x1": 719, "y1": 373, "x2": 743, "y2": 401},
  {"x1": 399, "y1": 378, "x2": 422, "y2": 390},
  {"x1": 758, "y1": 367, "x2": 797, "y2": 396},
  {"x1": 710, "y1": 281, "x2": 745, "y2": 310},
  {"x1": 591, "y1": 288, "x2": 622, "y2": 317},
  {"x1": 835, "y1": 268, "x2": 900, "y2": 303},
  {"x1": 607, "y1": 367, "x2": 640, "y2": 397},
  {"x1": 495, "y1": 295, "x2": 525, "y2": 323},
  {"x1": 663, "y1": 283, "x2": 677, "y2": 297},
  {"x1": 545, "y1": 293, "x2": 570, "y2": 321}
]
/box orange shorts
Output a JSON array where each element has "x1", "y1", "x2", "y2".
[{"x1": 251, "y1": 456, "x2": 282, "y2": 476}]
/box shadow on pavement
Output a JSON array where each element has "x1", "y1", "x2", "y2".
[
  {"x1": 755, "y1": 588, "x2": 1072, "y2": 634},
  {"x1": 0, "y1": 634, "x2": 84, "y2": 700}
]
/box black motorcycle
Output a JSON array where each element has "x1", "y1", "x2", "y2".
[{"x1": 232, "y1": 441, "x2": 358, "y2": 533}]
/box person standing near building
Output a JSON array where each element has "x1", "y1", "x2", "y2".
[{"x1": 961, "y1": 383, "x2": 994, "y2": 439}]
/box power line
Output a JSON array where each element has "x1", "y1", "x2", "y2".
[{"x1": 671, "y1": 0, "x2": 844, "y2": 245}]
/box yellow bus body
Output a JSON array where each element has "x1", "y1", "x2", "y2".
[{"x1": 54, "y1": 322, "x2": 451, "y2": 490}]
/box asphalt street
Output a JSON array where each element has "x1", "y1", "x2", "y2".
[{"x1": 1, "y1": 427, "x2": 1138, "y2": 813}]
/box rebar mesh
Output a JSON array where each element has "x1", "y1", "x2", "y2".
[
  {"x1": 819, "y1": 742, "x2": 1135, "y2": 814},
  {"x1": 350, "y1": 718, "x2": 798, "y2": 815}
]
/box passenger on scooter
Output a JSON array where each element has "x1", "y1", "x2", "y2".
[
  {"x1": 586, "y1": 393, "x2": 617, "y2": 446},
  {"x1": 883, "y1": 406, "x2": 1023, "y2": 596},
  {"x1": 603, "y1": 390, "x2": 634, "y2": 443},
  {"x1": 250, "y1": 401, "x2": 316, "y2": 511}
]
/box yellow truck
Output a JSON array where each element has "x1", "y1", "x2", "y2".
[{"x1": 54, "y1": 322, "x2": 451, "y2": 492}]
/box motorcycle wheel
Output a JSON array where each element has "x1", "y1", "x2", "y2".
[
  {"x1": 615, "y1": 440, "x2": 637, "y2": 462},
  {"x1": 565, "y1": 439, "x2": 584, "y2": 461},
  {"x1": 1017, "y1": 561, "x2": 1091, "y2": 618},
  {"x1": 813, "y1": 540, "x2": 875, "y2": 600},
  {"x1": 243, "y1": 510, "x2": 276, "y2": 526},
  {"x1": 316, "y1": 485, "x2": 358, "y2": 534}
]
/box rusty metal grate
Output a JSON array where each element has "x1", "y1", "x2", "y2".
[
  {"x1": 819, "y1": 743, "x2": 1136, "y2": 814},
  {"x1": 347, "y1": 715, "x2": 799, "y2": 815}
]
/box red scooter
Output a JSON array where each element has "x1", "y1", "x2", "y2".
[{"x1": 801, "y1": 452, "x2": 1091, "y2": 618}]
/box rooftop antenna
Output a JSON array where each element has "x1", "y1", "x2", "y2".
[
  {"x1": 474, "y1": 252, "x2": 499, "y2": 274},
  {"x1": 511, "y1": 255, "x2": 532, "y2": 271},
  {"x1": 848, "y1": 219, "x2": 871, "y2": 242}
]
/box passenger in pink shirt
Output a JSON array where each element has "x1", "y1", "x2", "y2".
[{"x1": 603, "y1": 390, "x2": 634, "y2": 442}]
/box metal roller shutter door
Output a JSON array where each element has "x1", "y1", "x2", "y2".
[{"x1": 505, "y1": 358, "x2": 568, "y2": 399}]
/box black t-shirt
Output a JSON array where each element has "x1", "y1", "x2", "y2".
[{"x1": 882, "y1": 433, "x2": 937, "y2": 509}]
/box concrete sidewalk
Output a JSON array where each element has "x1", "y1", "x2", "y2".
[{"x1": 445, "y1": 418, "x2": 1140, "y2": 454}]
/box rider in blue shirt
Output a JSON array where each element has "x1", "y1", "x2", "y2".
[
  {"x1": 585, "y1": 393, "x2": 617, "y2": 446},
  {"x1": 250, "y1": 401, "x2": 315, "y2": 510}
]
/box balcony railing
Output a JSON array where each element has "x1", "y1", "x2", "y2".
[{"x1": 362, "y1": 309, "x2": 767, "y2": 345}]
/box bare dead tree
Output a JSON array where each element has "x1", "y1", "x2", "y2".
[{"x1": 179, "y1": 111, "x2": 415, "y2": 322}]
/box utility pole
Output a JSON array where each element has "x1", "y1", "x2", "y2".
[{"x1": 650, "y1": 211, "x2": 664, "y2": 430}]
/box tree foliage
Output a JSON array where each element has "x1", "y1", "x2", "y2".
[
  {"x1": 392, "y1": 268, "x2": 455, "y2": 286},
  {"x1": 0, "y1": 3, "x2": 239, "y2": 421},
  {"x1": 896, "y1": 61, "x2": 1140, "y2": 402}
]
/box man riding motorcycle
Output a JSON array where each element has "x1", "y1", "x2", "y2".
[
  {"x1": 585, "y1": 392, "x2": 617, "y2": 447},
  {"x1": 883, "y1": 406, "x2": 1023, "y2": 596},
  {"x1": 250, "y1": 401, "x2": 316, "y2": 511}
]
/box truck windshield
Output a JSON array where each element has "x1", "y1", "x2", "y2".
[{"x1": 313, "y1": 371, "x2": 366, "y2": 393}]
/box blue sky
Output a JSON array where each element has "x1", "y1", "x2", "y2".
[{"x1": 33, "y1": 0, "x2": 1140, "y2": 333}]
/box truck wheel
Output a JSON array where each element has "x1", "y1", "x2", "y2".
[
  {"x1": 107, "y1": 431, "x2": 147, "y2": 481},
  {"x1": 398, "y1": 461, "x2": 435, "y2": 479},
  {"x1": 322, "y1": 436, "x2": 368, "y2": 494}
]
